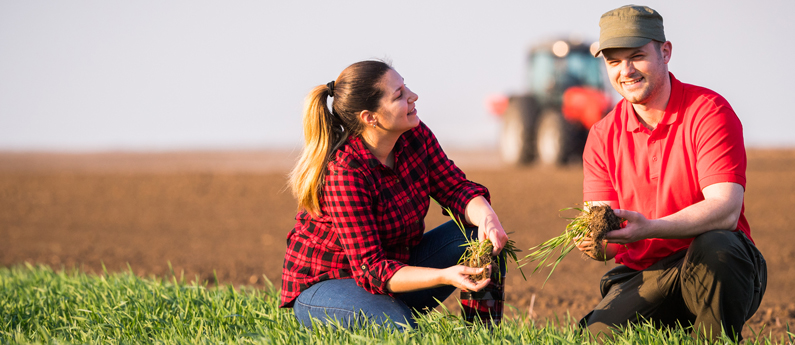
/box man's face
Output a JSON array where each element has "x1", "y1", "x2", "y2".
[{"x1": 602, "y1": 41, "x2": 671, "y2": 105}]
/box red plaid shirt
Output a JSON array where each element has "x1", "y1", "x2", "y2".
[{"x1": 280, "y1": 121, "x2": 490, "y2": 308}]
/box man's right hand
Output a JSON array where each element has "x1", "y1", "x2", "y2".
[{"x1": 574, "y1": 234, "x2": 619, "y2": 261}]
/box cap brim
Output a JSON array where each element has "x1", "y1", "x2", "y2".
[{"x1": 594, "y1": 37, "x2": 652, "y2": 57}]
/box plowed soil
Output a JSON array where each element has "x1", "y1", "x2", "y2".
[{"x1": 2, "y1": 149, "x2": 793, "y2": 339}]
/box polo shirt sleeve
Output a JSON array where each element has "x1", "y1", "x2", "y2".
[
  {"x1": 582, "y1": 122, "x2": 618, "y2": 202},
  {"x1": 692, "y1": 97, "x2": 747, "y2": 190},
  {"x1": 420, "y1": 122, "x2": 490, "y2": 218},
  {"x1": 324, "y1": 167, "x2": 406, "y2": 295}
]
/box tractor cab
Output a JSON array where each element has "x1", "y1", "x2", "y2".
[
  {"x1": 528, "y1": 40, "x2": 607, "y2": 104},
  {"x1": 491, "y1": 39, "x2": 612, "y2": 166}
]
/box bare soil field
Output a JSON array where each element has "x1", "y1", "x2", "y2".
[{"x1": 1, "y1": 149, "x2": 793, "y2": 338}]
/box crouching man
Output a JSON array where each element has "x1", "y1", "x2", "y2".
[{"x1": 576, "y1": 4, "x2": 767, "y2": 342}]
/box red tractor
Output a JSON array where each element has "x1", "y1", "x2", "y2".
[{"x1": 488, "y1": 39, "x2": 613, "y2": 166}]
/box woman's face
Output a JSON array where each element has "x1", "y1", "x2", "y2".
[{"x1": 372, "y1": 69, "x2": 420, "y2": 134}]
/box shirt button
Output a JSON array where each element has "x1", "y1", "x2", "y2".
[
  {"x1": 652, "y1": 156, "x2": 657, "y2": 162},
  {"x1": 361, "y1": 264, "x2": 367, "y2": 270}
]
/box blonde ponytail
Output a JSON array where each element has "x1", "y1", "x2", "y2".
[
  {"x1": 288, "y1": 85, "x2": 343, "y2": 215},
  {"x1": 289, "y1": 60, "x2": 392, "y2": 216}
]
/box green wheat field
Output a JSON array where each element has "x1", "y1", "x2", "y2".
[{"x1": 1, "y1": 264, "x2": 791, "y2": 344}]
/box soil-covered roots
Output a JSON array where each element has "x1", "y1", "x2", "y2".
[
  {"x1": 578, "y1": 205, "x2": 623, "y2": 258},
  {"x1": 461, "y1": 240, "x2": 494, "y2": 281},
  {"x1": 441, "y1": 206, "x2": 525, "y2": 283}
]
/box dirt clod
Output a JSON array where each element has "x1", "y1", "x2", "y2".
[{"x1": 581, "y1": 205, "x2": 622, "y2": 259}]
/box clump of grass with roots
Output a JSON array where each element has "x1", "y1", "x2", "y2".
[
  {"x1": 443, "y1": 206, "x2": 525, "y2": 282},
  {"x1": 520, "y1": 203, "x2": 623, "y2": 284}
]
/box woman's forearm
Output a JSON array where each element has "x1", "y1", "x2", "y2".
[
  {"x1": 386, "y1": 265, "x2": 489, "y2": 293},
  {"x1": 463, "y1": 196, "x2": 494, "y2": 227},
  {"x1": 385, "y1": 266, "x2": 444, "y2": 293}
]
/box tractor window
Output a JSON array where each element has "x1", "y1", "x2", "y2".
[
  {"x1": 527, "y1": 47, "x2": 607, "y2": 102},
  {"x1": 566, "y1": 52, "x2": 604, "y2": 90},
  {"x1": 528, "y1": 52, "x2": 555, "y2": 96}
]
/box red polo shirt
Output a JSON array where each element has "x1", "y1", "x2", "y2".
[{"x1": 583, "y1": 73, "x2": 750, "y2": 271}]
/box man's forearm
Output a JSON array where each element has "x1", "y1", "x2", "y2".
[{"x1": 643, "y1": 182, "x2": 744, "y2": 239}]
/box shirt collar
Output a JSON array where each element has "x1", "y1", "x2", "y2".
[
  {"x1": 661, "y1": 72, "x2": 683, "y2": 126},
  {"x1": 347, "y1": 135, "x2": 381, "y2": 169},
  {"x1": 393, "y1": 132, "x2": 408, "y2": 160},
  {"x1": 624, "y1": 72, "x2": 682, "y2": 132},
  {"x1": 347, "y1": 132, "x2": 409, "y2": 170},
  {"x1": 625, "y1": 104, "x2": 643, "y2": 132}
]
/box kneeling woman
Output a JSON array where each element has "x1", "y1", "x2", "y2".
[{"x1": 280, "y1": 60, "x2": 508, "y2": 330}]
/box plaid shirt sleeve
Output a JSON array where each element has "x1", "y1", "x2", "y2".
[
  {"x1": 418, "y1": 122, "x2": 490, "y2": 221},
  {"x1": 324, "y1": 163, "x2": 407, "y2": 295}
]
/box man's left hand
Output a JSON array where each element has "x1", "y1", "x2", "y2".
[{"x1": 603, "y1": 208, "x2": 655, "y2": 244}]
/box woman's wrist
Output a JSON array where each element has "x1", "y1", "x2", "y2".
[
  {"x1": 479, "y1": 212, "x2": 499, "y2": 227},
  {"x1": 435, "y1": 267, "x2": 451, "y2": 287},
  {"x1": 464, "y1": 196, "x2": 493, "y2": 226}
]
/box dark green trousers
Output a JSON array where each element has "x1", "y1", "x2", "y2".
[{"x1": 580, "y1": 230, "x2": 766, "y2": 342}]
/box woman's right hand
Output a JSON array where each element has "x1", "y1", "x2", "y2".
[{"x1": 441, "y1": 265, "x2": 491, "y2": 292}]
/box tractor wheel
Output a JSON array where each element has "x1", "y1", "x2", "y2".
[
  {"x1": 499, "y1": 97, "x2": 534, "y2": 166},
  {"x1": 536, "y1": 111, "x2": 568, "y2": 166}
]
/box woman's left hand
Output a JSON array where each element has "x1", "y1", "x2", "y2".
[
  {"x1": 478, "y1": 213, "x2": 508, "y2": 256},
  {"x1": 465, "y1": 196, "x2": 508, "y2": 256}
]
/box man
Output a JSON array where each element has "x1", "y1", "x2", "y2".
[{"x1": 577, "y1": 5, "x2": 767, "y2": 341}]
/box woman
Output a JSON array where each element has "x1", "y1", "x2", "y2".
[{"x1": 281, "y1": 60, "x2": 509, "y2": 330}]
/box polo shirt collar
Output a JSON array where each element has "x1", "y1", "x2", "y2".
[
  {"x1": 626, "y1": 106, "x2": 643, "y2": 132},
  {"x1": 661, "y1": 72, "x2": 683, "y2": 126},
  {"x1": 624, "y1": 72, "x2": 683, "y2": 132}
]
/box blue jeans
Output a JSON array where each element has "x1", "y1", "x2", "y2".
[{"x1": 293, "y1": 220, "x2": 477, "y2": 330}]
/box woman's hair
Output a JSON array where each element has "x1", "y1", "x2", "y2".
[{"x1": 288, "y1": 60, "x2": 392, "y2": 215}]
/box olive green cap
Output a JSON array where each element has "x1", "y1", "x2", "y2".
[{"x1": 595, "y1": 5, "x2": 665, "y2": 57}]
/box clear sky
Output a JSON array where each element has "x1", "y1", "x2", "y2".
[{"x1": 1, "y1": 0, "x2": 793, "y2": 151}]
